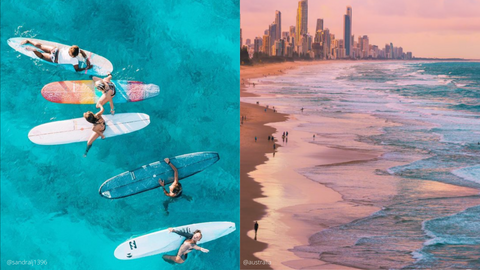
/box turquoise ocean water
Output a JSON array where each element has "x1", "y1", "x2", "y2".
[
  {"x1": 244, "y1": 61, "x2": 479, "y2": 269},
  {"x1": 1, "y1": 0, "x2": 239, "y2": 269}
]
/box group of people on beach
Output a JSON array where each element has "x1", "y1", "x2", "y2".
[{"x1": 22, "y1": 40, "x2": 207, "y2": 265}]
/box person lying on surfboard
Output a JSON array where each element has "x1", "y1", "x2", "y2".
[
  {"x1": 92, "y1": 73, "x2": 116, "y2": 115},
  {"x1": 162, "y1": 228, "x2": 209, "y2": 264},
  {"x1": 20, "y1": 39, "x2": 92, "y2": 72},
  {"x1": 158, "y1": 158, "x2": 183, "y2": 197},
  {"x1": 83, "y1": 109, "x2": 106, "y2": 157}
]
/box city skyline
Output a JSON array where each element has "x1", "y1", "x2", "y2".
[{"x1": 241, "y1": 0, "x2": 480, "y2": 59}]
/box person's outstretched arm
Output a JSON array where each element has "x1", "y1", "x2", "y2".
[
  {"x1": 165, "y1": 158, "x2": 179, "y2": 184},
  {"x1": 192, "y1": 245, "x2": 209, "y2": 253},
  {"x1": 168, "y1": 228, "x2": 193, "y2": 239},
  {"x1": 80, "y1": 49, "x2": 92, "y2": 69}
]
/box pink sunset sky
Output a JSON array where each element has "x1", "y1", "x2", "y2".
[{"x1": 241, "y1": 0, "x2": 480, "y2": 59}]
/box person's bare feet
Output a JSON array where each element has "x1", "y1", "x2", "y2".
[
  {"x1": 25, "y1": 47, "x2": 36, "y2": 52},
  {"x1": 21, "y1": 40, "x2": 31, "y2": 45}
]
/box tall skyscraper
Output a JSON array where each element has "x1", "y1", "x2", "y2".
[
  {"x1": 263, "y1": 35, "x2": 270, "y2": 55},
  {"x1": 390, "y1": 42, "x2": 394, "y2": 59},
  {"x1": 254, "y1": 37, "x2": 262, "y2": 53},
  {"x1": 323, "y1": 28, "x2": 331, "y2": 59},
  {"x1": 269, "y1": 23, "x2": 277, "y2": 52},
  {"x1": 343, "y1": 6, "x2": 352, "y2": 57},
  {"x1": 296, "y1": 0, "x2": 308, "y2": 49},
  {"x1": 275, "y1": 10, "x2": 281, "y2": 41},
  {"x1": 289, "y1": 26, "x2": 296, "y2": 48},
  {"x1": 362, "y1": 35, "x2": 369, "y2": 58},
  {"x1": 316, "y1": 18, "x2": 324, "y2": 32}
]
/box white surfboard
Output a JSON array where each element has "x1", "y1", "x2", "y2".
[
  {"x1": 7, "y1": 37, "x2": 113, "y2": 76},
  {"x1": 114, "y1": 221, "x2": 236, "y2": 260},
  {"x1": 28, "y1": 113, "x2": 150, "y2": 145}
]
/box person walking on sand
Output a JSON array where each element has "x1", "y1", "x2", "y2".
[
  {"x1": 268, "y1": 136, "x2": 271, "y2": 141},
  {"x1": 255, "y1": 136, "x2": 257, "y2": 142},
  {"x1": 254, "y1": 221, "x2": 259, "y2": 240},
  {"x1": 313, "y1": 134, "x2": 316, "y2": 140}
]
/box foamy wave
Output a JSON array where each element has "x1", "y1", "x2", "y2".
[
  {"x1": 421, "y1": 206, "x2": 480, "y2": 247},
  {"x1": 451, "y1": 165, "x2": 480, "y2": 184}
]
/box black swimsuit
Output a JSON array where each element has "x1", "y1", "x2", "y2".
[
  {"x1": 94, "y1": 119, "x2": 106, "y2": 132},
  {"x1": 104, "y1": 82, "x2": 116, "y2": 97}
]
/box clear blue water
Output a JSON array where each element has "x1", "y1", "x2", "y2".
[
  {"x1": 1, "y1": 0, "x2": 239, "y2": 269},
  {"x1": 243, "y1": 61, "x2": 480, "y2": 269}
]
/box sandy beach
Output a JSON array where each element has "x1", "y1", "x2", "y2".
[
  {"x1": 240, "y1": 60, "x2": 480, "y2": 270},
  {"x1": 240, "y1": 61, "x2": 373, "y2": 269}
]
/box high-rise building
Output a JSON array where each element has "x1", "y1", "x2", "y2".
[
  {"x1": 296, "y1": 0, "x2": 308, "y2": 50},
  {"x1": 385, "y1": 44, "x2": 391, "y2": 59},
  {"x1": 254, "y1": 37, "x2": 263, "y2": 53},
  {"x1": 262, "y1": 35, "x2": 270, "y2": 55},
  {"x1": 314, "y1": 30, "x2": 322, "y2": 43},
  {"x1": 316, "y1": 18, "x2": 324, "y2": 32},
  {"x1": 343, "y1": 6, "x2": 352, "y2": 57},
  {"x1": 338, "y1": 39, "x2": 345, "y2": 59},
  {"x1": 312, "y1": 42, "x2": 321, "y2": 59},
  {"x1": 246, "y1": 39, "x2": 251, "y2": 46},
  {"x1": 269, "y1": 23, "x2": 277, "y2": 53},
  {"x1": 275, "y1": 39, "x2": 284, "y2": 56},
  {"x1": 298, "y1": 34, "x2": 309, "y2": 54},
  {"x1": 390, "y1": 42, "x2": 394, "y2": 59},
  {"x1": 362, "y1": 35, "x2": 369, "y2": 58},
  {"x1": 323, "y1": 28, "x2": 331, "y2": 59},
  {"x1": 275, "y1": 11, "x2": 281, "y2": 41},
  {"x1": 289, "y1": 26, "x2": 296, "y2": 47}
]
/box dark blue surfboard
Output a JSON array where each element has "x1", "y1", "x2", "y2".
[{"x1": 99, "y1": 152, "x2": 219, "y2": 199}]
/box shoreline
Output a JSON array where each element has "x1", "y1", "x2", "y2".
[
  {"x1": 240, "y1": 61, "x2": 367, "y2": 269},
  {"x1": 240, "y1": 60, "x2": 480, "y2": 269}
]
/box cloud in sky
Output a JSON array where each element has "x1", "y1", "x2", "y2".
[{"x1": 241, "y1": 0, "x2": 480, "y2": 58}]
